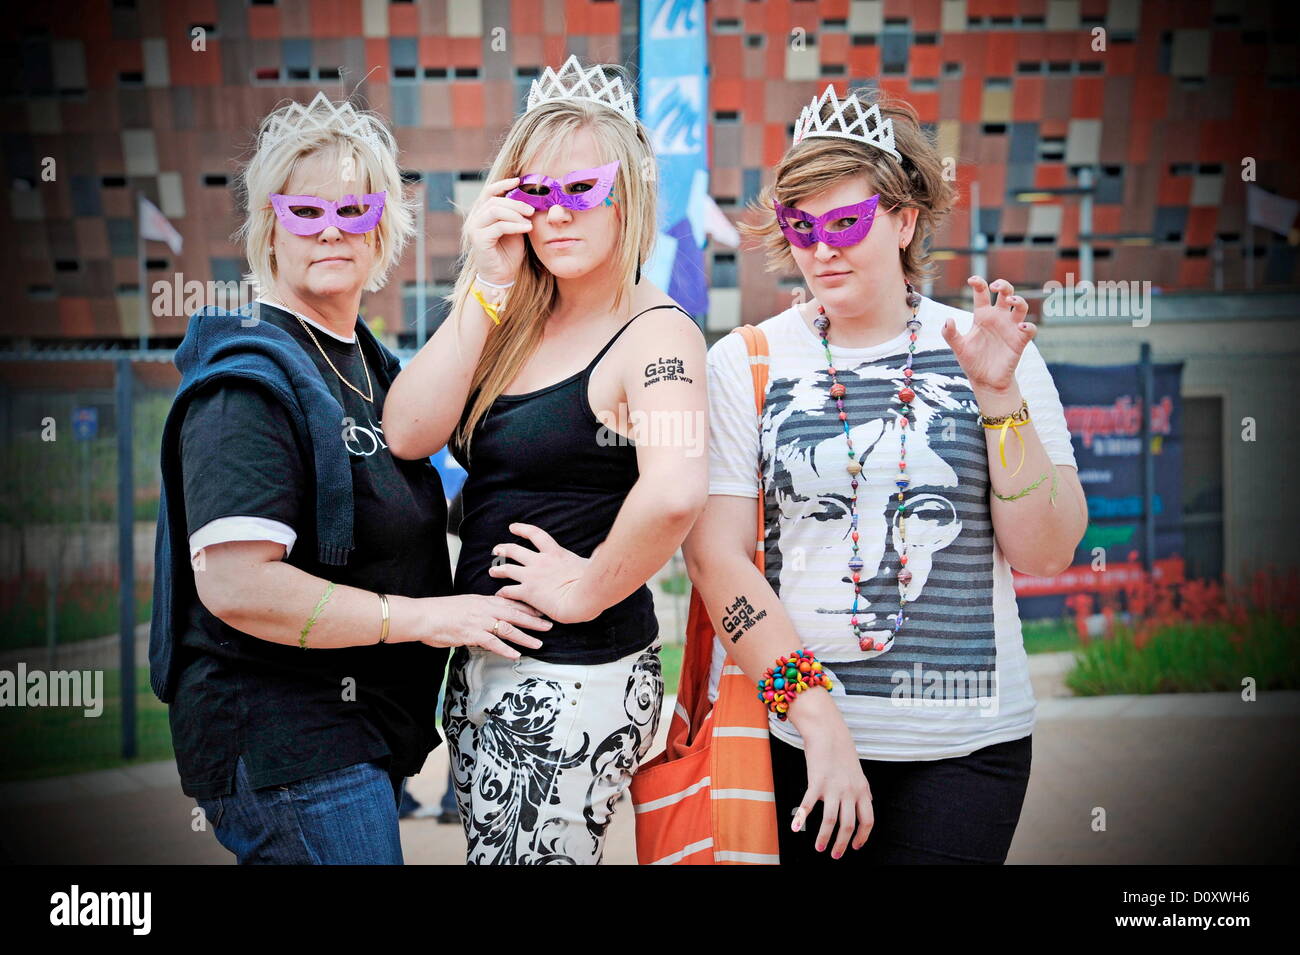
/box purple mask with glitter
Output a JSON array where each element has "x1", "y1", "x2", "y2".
[
  {"x1": 506, "y1": 161, "x2": 620, "y2": 211},
  {"x1": 269, "y1": 191, "x2": 387, "y2": 236},
  {"x1": 774, "y1": 195, "x2": 882, "y2": 248}
]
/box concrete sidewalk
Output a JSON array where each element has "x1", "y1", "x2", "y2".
[{"x1": 3, "y1": 689, "x2": 1297, "y2": 865}]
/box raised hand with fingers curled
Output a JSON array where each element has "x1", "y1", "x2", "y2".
[{"x1": 940, "y1": 276, "x2": 1036, "y2": 408}]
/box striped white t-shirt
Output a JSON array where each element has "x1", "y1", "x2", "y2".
[{"x1": 704, "y1": 296, "x2": 1077, "y2": 761}]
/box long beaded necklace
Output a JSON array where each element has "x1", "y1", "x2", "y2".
[{"x1": 814, "y1": 280, "x2": 923, "y2": 653}]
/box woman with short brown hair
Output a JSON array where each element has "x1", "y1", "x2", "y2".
[{"x1": 684, "y1": 85, "x2": 1087, "y2": 864}]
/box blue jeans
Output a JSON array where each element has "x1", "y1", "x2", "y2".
[{"x1": 196, "y1": 756, "x2": 404, "y2": 864}]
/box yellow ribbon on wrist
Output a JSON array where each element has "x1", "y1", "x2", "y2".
[
  {"x1": 985, "y1": 418, "x2": 1029, "y2": 476},
  {"x1": 471, "y1": 287, "x2": 502, "y2": 326},
  {"x1": 979, "y1": 398, "x2": 1031, "y2": 477}
]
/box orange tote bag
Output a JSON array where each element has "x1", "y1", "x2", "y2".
[{"x1": 629, "y1": 324, "x2": 780, "y2": 865}]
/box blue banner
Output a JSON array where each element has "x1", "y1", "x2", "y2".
[{"x1": 639, "y1": 0, "x2": 708, "y2": 321}]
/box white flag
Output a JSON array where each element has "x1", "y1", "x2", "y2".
[
  {"x1": 701, "y1": 193, "x2": 741, "y2": 248},
  {"x1": 138, "y1": 194, "x2": 183, "y2": 255},
  {"x1": 1246, "y1": 185, "x2": 1299, "y2": 237}
]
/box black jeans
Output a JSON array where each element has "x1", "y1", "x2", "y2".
[{"x1": 769, "y1": 731, "x2": 1032, "y2": 865}]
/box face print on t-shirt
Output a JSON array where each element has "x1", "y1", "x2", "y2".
[{"x1": 759, "y1": 344, "x2": 999, "y2": 698}]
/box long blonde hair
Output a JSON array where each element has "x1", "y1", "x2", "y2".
[{"x1": 450, "y1": 94, "x2": 659, "y2": 454}]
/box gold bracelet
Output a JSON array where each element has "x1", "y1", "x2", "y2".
[
  {"x1": 299, "y1": 580, "x2": 336, "y2": 649},
  {"x1": 977, "y1": 397, "x2": 1029, "y2": 426},
  {"x1": 377, "y1": 592, "x2": 390, "y2": 644}
]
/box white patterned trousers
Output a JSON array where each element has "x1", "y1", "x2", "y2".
[{"x1": 442, "y1": 641, "x2": 664, "y2": 865}]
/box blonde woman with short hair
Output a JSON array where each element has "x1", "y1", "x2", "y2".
[
  {"x1": 150, "y1": 92, "x2": 549, "y2": 865},
  {"x1": 385, "y1": 58, "x2": 708, "y2": 865}
]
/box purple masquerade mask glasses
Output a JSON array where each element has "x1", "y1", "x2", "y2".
[
  {"x1": 506, "y1": 160, "x2": 620, "y2": 211},
  {"x1": 269, "y1": 191, "x2": 387, "y2": 236},
  {"x1": 774, "y1": 195, "x2": 890, "y2": 249}
]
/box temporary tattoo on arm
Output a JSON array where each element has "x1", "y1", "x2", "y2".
[
  {"x1": 722, "y1": 594, "x2": 767, "y2": 643},
  {"x1": 993, "y1": 467, "x2": 1059, "y2": 505},
  {"x1": 643, "y1": 356, "x2": 694, "y2": 387}
]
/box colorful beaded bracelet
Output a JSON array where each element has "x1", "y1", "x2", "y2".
[{"x1": 757, "y1": 649, "x2": 832, "y2": 721}]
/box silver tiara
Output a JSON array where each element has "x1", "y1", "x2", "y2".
[
  {"x1": 791, "y1": 85, "x2": 901, "y2": 161},
  {"x1": 259, "y1": 91, "x2": 388, "y2": 155},
  {"x1": 525, "y1": 55, "x2": 637, "y2": 125}
]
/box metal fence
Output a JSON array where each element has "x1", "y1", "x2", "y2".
[
  {"x1": 0, "y1": 347, "x2": 693, "y2": 784},
  {"x1": 0, "y1": 343, "x2": 1221, "y2": 783},
  {"x1": 0, "y1": 352, "x2": 172, "y2": 781}
]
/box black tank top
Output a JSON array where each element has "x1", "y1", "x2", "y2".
[{"x1": 450, "y1": 304, "x2": 692, "y2": 665}]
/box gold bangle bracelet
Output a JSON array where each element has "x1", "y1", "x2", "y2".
[{"x1": 377, "y1": 592, "x2": 390, "y2": 644}]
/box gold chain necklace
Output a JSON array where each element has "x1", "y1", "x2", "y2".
[{"x1": 265, "y1": 299, "x2": 374, "y2": 403}]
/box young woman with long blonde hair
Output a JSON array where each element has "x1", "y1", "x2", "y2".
[{"x1": 386, "y1": 57, "x2": 708, "y2": 865}]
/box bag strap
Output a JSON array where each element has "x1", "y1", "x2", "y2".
[
  {"x1": 730, "y1": 324, "x2": 771, "y2": 421},
  {"x1": 677, "y1": 323, "x2": 771, "y2": 741},
  {"x1": 727, "y1": 324, "x2": 770, "y2": 573}
]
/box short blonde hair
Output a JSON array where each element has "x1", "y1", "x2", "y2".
[
  {"x1": 739, "y1": 87, "x2": 955, "y2": 284},
  {"x1": 234, "y1": 94, "x2": 418, "y2": 296}
]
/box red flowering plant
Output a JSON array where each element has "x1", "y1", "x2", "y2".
[{"x1": 1063, "y1": 564, "x2": 1300, "y2": 695}]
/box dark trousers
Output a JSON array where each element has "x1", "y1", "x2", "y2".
[{"x1": 768, "y1": 731, "x2": 1032, "y2": 865}]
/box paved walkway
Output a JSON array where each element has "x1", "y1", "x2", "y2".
[{"x1": 3, "y1": 683, "x2": 1296, "y2": 865}]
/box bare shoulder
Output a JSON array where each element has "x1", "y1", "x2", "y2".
[
  {"x1": 608, "y1": 292, "x2": 705, "y2": 396},
  {"x1": 624, "y1": 287, "x2": 704, "y2": 347}
]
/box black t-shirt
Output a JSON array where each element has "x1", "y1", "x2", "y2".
[{"x1": 170, "y1": 303, "x2": 452, "y2": 799}]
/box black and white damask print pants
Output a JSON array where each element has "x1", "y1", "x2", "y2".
[{"x1": 442, "y1": 641, "x2": 664, "y2": 865}]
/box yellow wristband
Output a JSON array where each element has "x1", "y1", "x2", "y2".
[{"x1": 471, "y1": 287, "x2": 502, "y2": 326}]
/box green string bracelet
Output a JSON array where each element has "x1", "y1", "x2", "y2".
[{"x1": 299, "y1": 581, "x2": 336, "y2": 649}]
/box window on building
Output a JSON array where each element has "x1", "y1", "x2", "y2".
[{"x1": 712, "y1": 252, "x2": 738, "y2": 288}]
